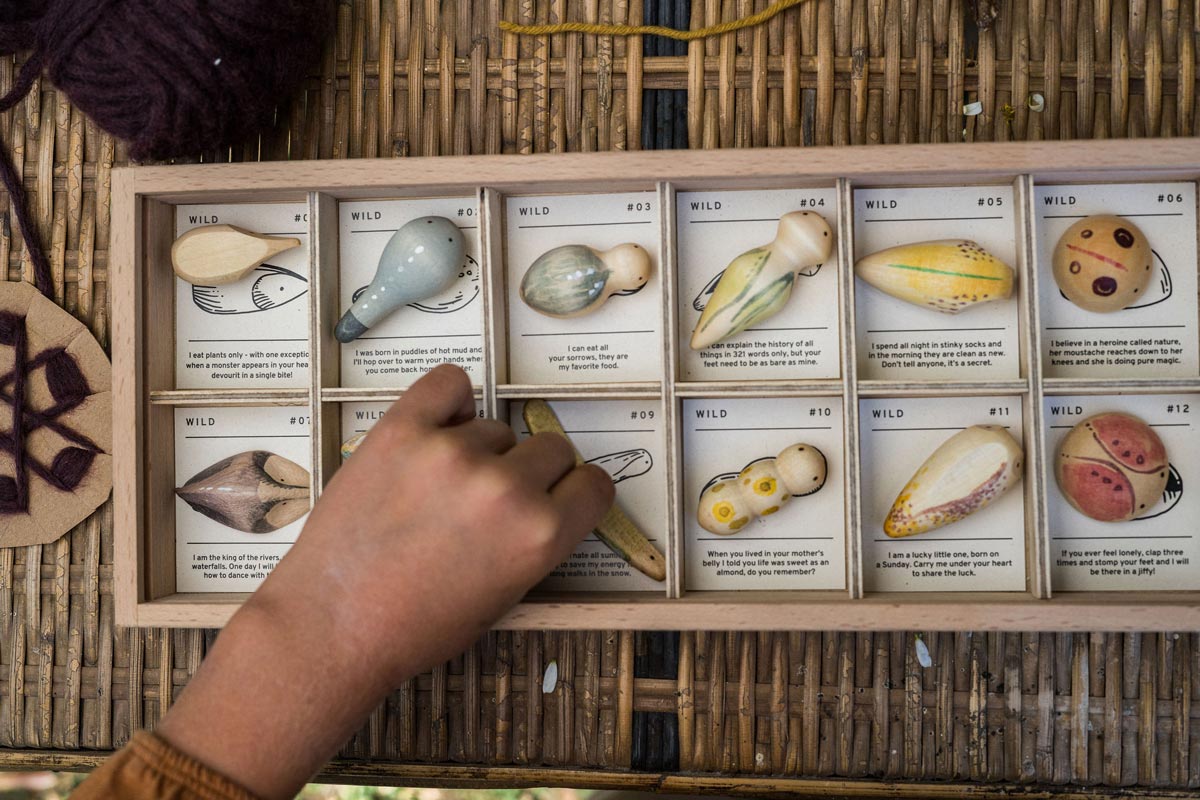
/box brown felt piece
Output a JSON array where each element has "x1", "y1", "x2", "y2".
[{"x1": 0, "y1": 281, "x2": 113, "y2": 548}]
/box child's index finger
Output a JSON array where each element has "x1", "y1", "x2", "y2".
[{"x1": 395, "y1": 363, "x2": 477, "y2": 429}]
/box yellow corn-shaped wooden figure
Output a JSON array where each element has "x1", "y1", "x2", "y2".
[
  {"x1": 854, "y1": 240, "x2": 1014, "y2": 313},
  {"x1": 697, "y1": 443, "x2": 828, "y2": 535},
  {"x1": 884, "y1": 425, "x2": 1023, "y2": 538},
  {"x1": 689, "y1": 211, "x2": 834, "y2": 349}
]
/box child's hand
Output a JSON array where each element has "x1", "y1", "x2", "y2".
[
  {"x1": 260, "y1": 362, "x2": 614, "y2": 677},
  {"x1": 157, "y1": 364, "x2": 613, "y2": 799}
]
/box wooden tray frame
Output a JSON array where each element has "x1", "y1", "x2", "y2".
[{"x1": 112, "y1": 139, "x2": 1200, "y2": 630}]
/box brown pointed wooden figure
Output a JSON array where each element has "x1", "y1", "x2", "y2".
[
  {"x1": 176, "y1": 451, "x2": 311, "y2": 533},
  {"x1": 171, "y1": 224, "x2": 302, "y2": 286}
]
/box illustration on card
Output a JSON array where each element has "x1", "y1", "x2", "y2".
[
  {"x1": 585, "y1": 448, "x2": 653, "y2": 484},
  {"x1": 352, "y1": 252, "x2": 480, "y2": 315},
  {"x1": 342, "y1": 426, "x2": 652, "y2": 485},
  {"x1": 191, "y1": 264, "x2": 308, "y2": 315},
  {"x1": 176, "y1": 450, "x2": 310, "y2": 533}
]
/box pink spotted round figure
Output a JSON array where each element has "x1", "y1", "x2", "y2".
[
  {"x1": 1051, "y1": 215, "x2": 1153, "y2": 313},
  {"x1": 1055, "y1": 412, "x2": 1169, "y2": 522}
]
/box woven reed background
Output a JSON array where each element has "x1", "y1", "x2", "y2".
[{"x1": 0, "y1": 0, "x2": 1198, "y2": 794}]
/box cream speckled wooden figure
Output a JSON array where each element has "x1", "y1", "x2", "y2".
[
  {"x1": 697, "y1": 443, "x2": 828, "y2": 535},
  {"x1": 689, "y1": 211, "x2": 834, "y2": 349},
  {"x1": 854, "y1": 240, "x2": 1014, "y2": 313},
  {"x1": 1055, "y1": 412, "x2": 1168, "y2": 522},
  {"x1": 884, "y1": 425, "x2": 1023, "y2": 537},
  {"x1": 171, "y1": 224, "x2": 301, "y2": 286},
  {"x1": 519, "y1": 243, "x2": 652, "y2": 318},
  {"x1": 1052, "y1": 215, "x2": 1153, "y2": 312}
]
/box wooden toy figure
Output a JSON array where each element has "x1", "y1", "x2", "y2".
[
  {"x1": 689, "y1": 211, "x2": 834, "y2": 350},
  {"x1": 1051, "y1": 215, "x2": 1153, "y2": 312},
  {"x1": 697, "y1": 443, "x2": 828, "y2": 535},
  {"x1": 522, "y1": 400, "x2": 666, "y2": 582},
  {"x1": 335, "y1": 216, "x2": 465, "y2": 343},
  {"x1": 1055, "y1": 412, "x2": 1168, "y2": 522},
  {"x1": 176, "y1": 451, "x2": 311, "y2": 534},
  {"x1": 884, "y1": 425, "x2": 1023, "y2": 537},
  {"x1": 519, "y1": 243, "x2": 652, "y2": 318},
  {"x1": 854, "y1": 240, "x2": 1015, "y2": 313},
  {"x1": 171, "y1": 224, "x2": 301, "y2": 285}
]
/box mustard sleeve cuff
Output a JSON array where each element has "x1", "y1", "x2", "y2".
[{"x1": 70, "y1": 730, "x2": 262, "y2": 800}]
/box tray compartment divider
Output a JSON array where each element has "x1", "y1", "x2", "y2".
[
  {"x1": 480, "y1": 187, "x2": 506, "y2": 419},
  {"x1": 1015, "y1": 173, "x2": 1052, "y2": 598},
  {"x1": 660, "y1": 180, "x2": 684, "y2": 598},
  {"x1": 310, "y1": 191, "x2": 341, "y2": 498},
  {"x1": 837, "y1": 177, "x2": 864, "y2": 599}
]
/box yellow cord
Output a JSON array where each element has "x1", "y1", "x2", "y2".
[{"x1": 500, "y1": 0, "x2": 811, "y2": 41}]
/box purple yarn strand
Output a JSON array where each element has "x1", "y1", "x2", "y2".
[
  {"x1": 0, "y1": 51, "x2": 52, "y2": 298},
  {"x1": 0, "y1": 0, "x2": 332, "y2": 300}
]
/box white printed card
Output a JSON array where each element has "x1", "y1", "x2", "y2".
[
  {"x1": 174, "y1": 406, "x2": 311, "y2": 592},
  {"x1": 860, "y1": 396, "x2": 1027, "y2": 592},
  {"x1": 175, "y1": 204, "x2": 310, "y2": 389},
  {"x1": 854, "y1": 185, "x2": 1021, "y2": 380},
  {"x1": 339, "y1": 198, "x2": 484, "y2": 388}
]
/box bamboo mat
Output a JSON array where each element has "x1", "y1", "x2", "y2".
[{"x1": 0, "y1": 0, "x2": 1197, "y2": 794}]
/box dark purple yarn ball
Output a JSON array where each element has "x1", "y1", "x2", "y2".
[{"x1": 1, "y1": 0, "x2": 332, "y2": 160}]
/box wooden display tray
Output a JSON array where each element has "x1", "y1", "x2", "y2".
[{"x1": 112, "y1": 139, "x2": 1200, "y2": 630}]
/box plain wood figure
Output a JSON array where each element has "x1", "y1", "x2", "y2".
[
  {"x1": 689, "y1": 211, "x2": 834, "y2": 350},
  {"x1": 884, "y1": 425, "x2": 1023, "y2": 537},
  {"x1": 335, "y1": 216, "x2": 465, "y2": 343},
  {"x1": 171, "y1": 224, "x2": 301, "y2": 285},
  {"x1": 519, "y1": 243, "x2": 652, "y2": 318},
  {"x1": 176, "y1": 451, "x2": 311, "y2": 534},
  {"x1": 1055, "y1": 412, "x2": 1169, "y2": 522},
  {"x1": 697, "y1": 443, "x2": 828, "y2": 535},
  {"x1": 854, "y1": 240, "x2": 1015, "y2": 313},
  {"x1": 1052, "y1": 215, "x2": 1153, "y2": 312}
]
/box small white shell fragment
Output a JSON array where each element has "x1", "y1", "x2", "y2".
[
  {"x1": 542, "y1": 660, "x2": 559, "y2": 694},
  {"x1": 1027, "y1": 92, "x2": 1045, "y2": 112},
  {"x1": 963, "y1": 101, "x2": 983, "y2": 116},
  {"x1": 915, "y1": 636, "x2": 932, "y2": 668}
]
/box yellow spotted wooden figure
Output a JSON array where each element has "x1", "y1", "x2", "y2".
[
  {"x1": 854, "y1": 240, "x2": 1014, "y2": 313},
  {"x1": 884, "y1": 425, "x2": 1023, "y2": 537},
  {"x1": 697, "y1": 443, "x2": 828, "y2": 535}
]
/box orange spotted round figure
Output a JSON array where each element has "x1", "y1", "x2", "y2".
[
  {"x1": 1055, "y1": 412, "x2": 1168, "y2": 522},
  {"x1": 1051, "y1": 215, "x2": 1152, "y2": 312}
]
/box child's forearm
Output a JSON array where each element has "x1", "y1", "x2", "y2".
[
  {"x1": 155, "y1": 588, "x2": 394, "y2": 799},
  {"x1": 131, "y1": 364, "x2": 613, "y2": 798}
]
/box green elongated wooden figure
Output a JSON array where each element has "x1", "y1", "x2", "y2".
[{"x1": 689, "y1": 211, "x2": 834, "y2": 349}]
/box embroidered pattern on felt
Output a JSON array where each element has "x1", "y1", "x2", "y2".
[{"x1": 0, "y1": 308, "x2": 102, "y2": 514}]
